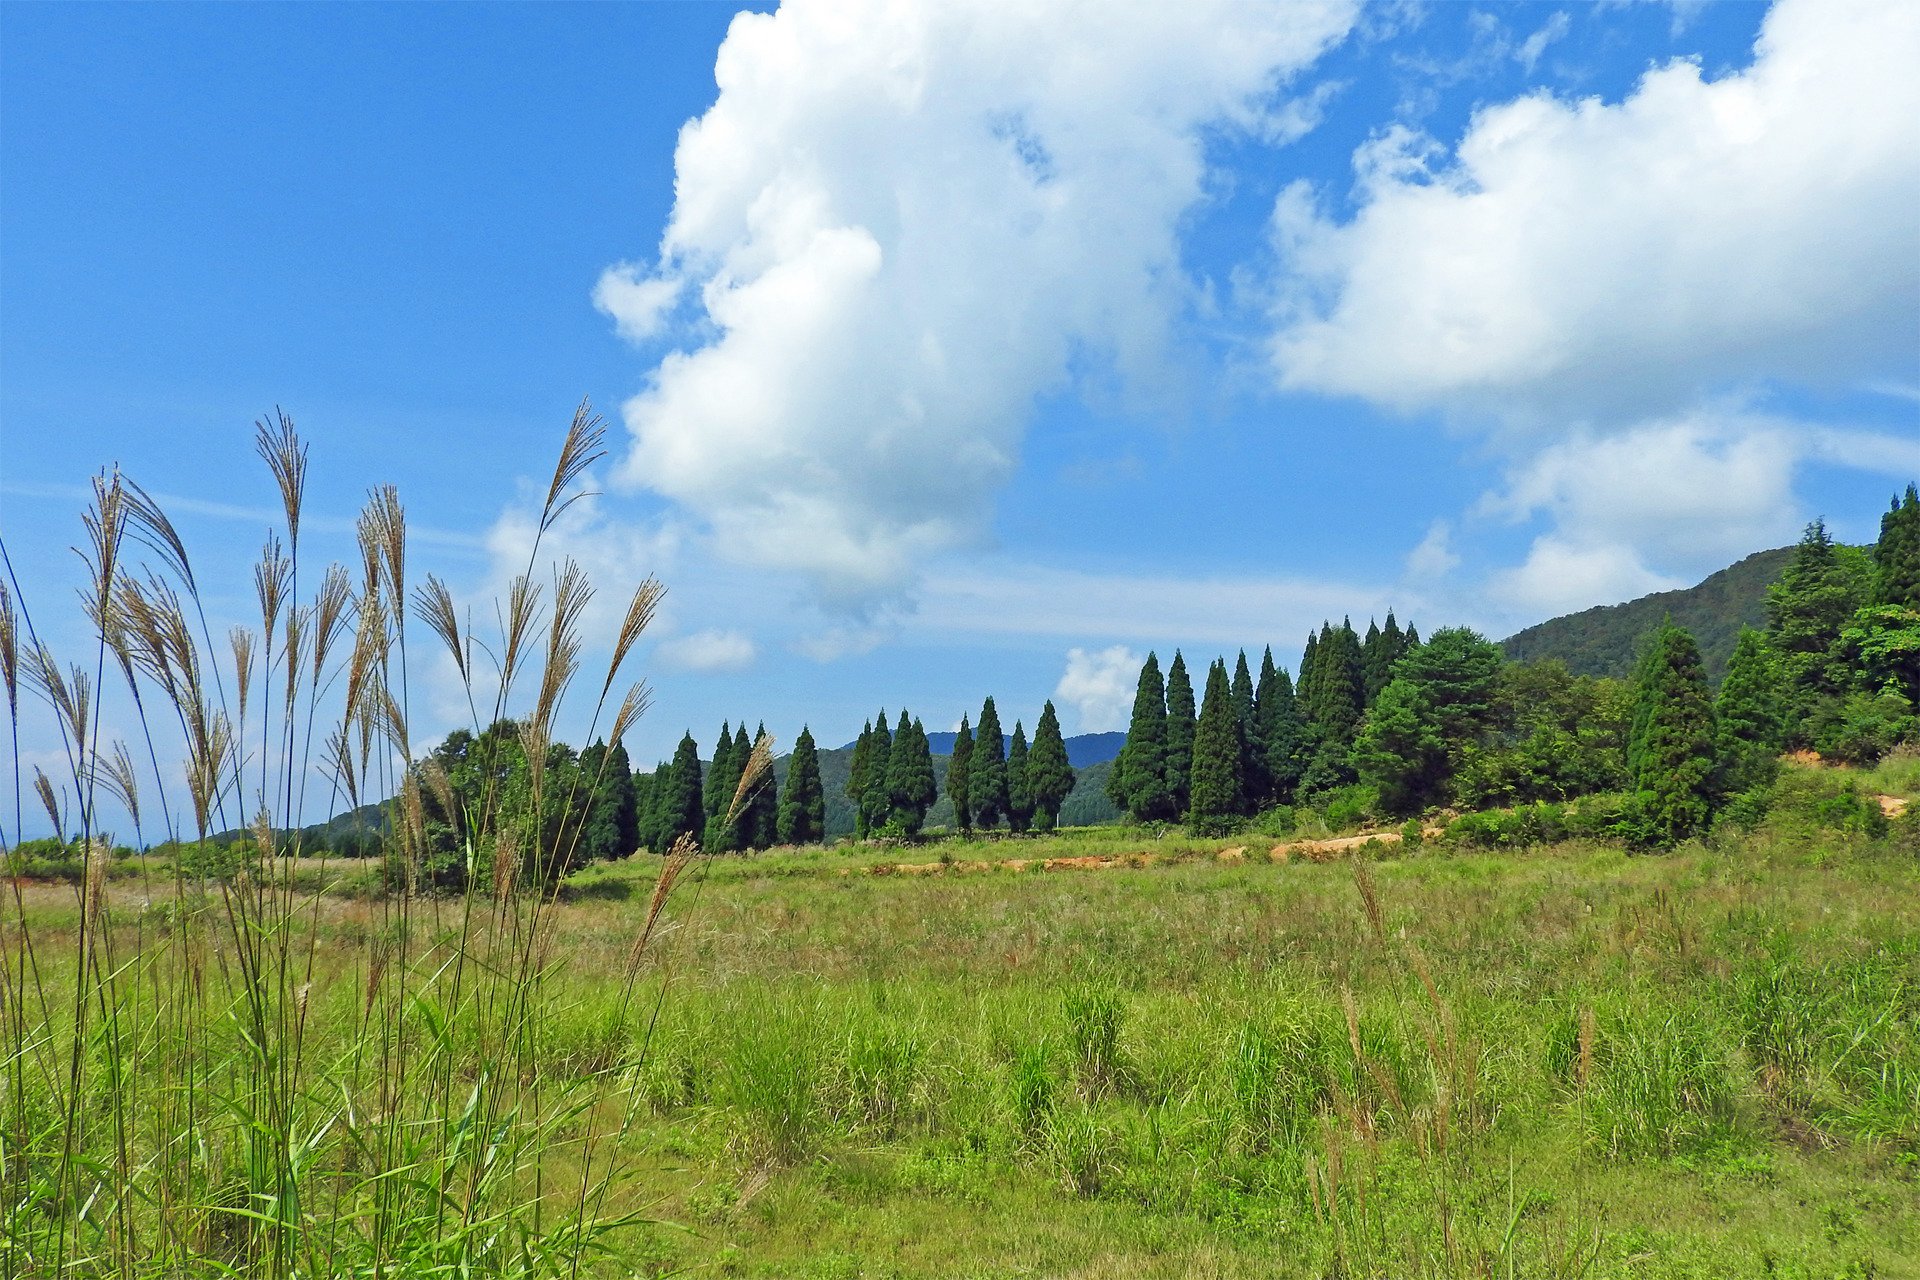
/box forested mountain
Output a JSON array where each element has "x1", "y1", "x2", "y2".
[{"x1": 1501, "y1": 546, "x2": 1795, "y2": 684}]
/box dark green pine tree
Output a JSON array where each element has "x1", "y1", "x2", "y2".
[
  {"x1": 1231, "y1": 650, "x2": 1268, "y2": 806},
  {"x1": 1875, "y1": 484, "x2": 1920, "y2": 608},
  {"x1": 1715, "y1": 629, "x2": 1785, "y2": 797},
  {"x1": 969, "y1": 696, "x2": 1009, "y2": 830},
  {"x1": 886, "y1": 711, "x2": 937, "y2": 835},
  {"x1": 1255, "y1": 651, "x2": 1309, "y2": 805},
  {"x1": 947, "y1": 715, "x2": 975, "y2": 833},
  {"x1": 1363, "y1": 613, "x2": 1406, "y2": 706},
  {"x1": 744, "y1": 723, "x2": 778, "y2": 849},
  {"x1": 578, "y1": 738, "x2": 637, "y2": 862},
  {"x1": 862, "y1": 710, "x2": 894, "y2": 835},
  {"x1": 704, "y1": 724, "x2": 749, "y2": 853},
  {"x1": 1629, "y1": 622, "x2": 1720, "y2": 847},
  {"x1": 1352, "y1": 626, "x2": 1503, "y2": 815},
  {"x1": 777, "y1": 725, "x2": 827, "y2": 845},
  {"x1": 703, "y1": 721, "x2": 735, "y2": 825},
  {"x1": 846, "y1": 721, "x2": 873, "y2": 838},
  {"x1": 637, "y1": 758, "x2": 668, "y2": 852},
  {"x1": 1188, "y1": 658, "x2": 1246, "y2": 834},
  {"x1": 1300, "y1": 630, "x2": 1319, "y2": 706},
  {"x1": 1026, "y1": 700, "x2": 1076, "y2": 832},
  {"x1": 1361, "y1": 619, "x2": 1385, "y2": 706},
  {"x1": 1298, "y1": 621, "x2": 1365, "y2": 796},
  {"x1": 629, "y1": 767, "x2": 657, "y2": 852},
  {"x1": 662, "y1": 732, "x2": 705, "y2": 849},
  {"x1": 1768, "y1": 519, "x2": 1874, "y2": 743},
  {"x1": 1164, "y1": 652, "x2": 1197, "y2": 814},
  {"x1": 1006, "y1": 721, "x2": 1033, "y2": 834},
  {"x1": 1109, "y1": 653, "x2": 1172, "y2": 821},
  {"x1": 1404, "y1": 624, "x2": 1421, "y2": 650}
]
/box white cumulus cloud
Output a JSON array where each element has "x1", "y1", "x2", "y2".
[
  {"x1": 606, "y1": 0, "x2": 1358, "y2": 603},
  {"x1": 1270, "y1": 0, "x2": 1920, "y2": 421},
  {"x1": 1054, "y1": 645, "x2": 1144, "y2": 734},
  {"x1": 655, "y1": 628, "x2": 757, "y2": 673}
]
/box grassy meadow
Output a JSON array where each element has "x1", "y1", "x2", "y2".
[{"x1": 8, "y1": 754, "x2": 1920, "y2": 1278}]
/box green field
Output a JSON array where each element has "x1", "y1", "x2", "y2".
[{"x1": 7, "y1": 754, "x2": 1920, "y2": 1278}]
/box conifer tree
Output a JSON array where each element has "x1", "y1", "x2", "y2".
[
  {"x1": 638, "y1": 759, "x2": 669, "y2": 852},
  {"x1": 947, "y1": 715, "x2": 975, "y2": 833},
  {"x1": 1164, "y1": 652, "x2": 1197, "y2": 814},
  {"x1": 1006, "y1": 722, "x2": 1033, "y2": 834},
  {"x1": 703, "y1": 721, "x2": 734, "y2": 823},
  {"x1": 1352, "y1": 627, "x2": 1503, "y2": 815},
  {"x1": 862, "y1": 710, "x2": 895, "y2": 835},
  {"x1": 1629, "y1": 622, "x2": 1719, "y2": 847},
  {"x1": 630, "y1": 766, "x2": 657, "y2": 852},
  {"x1": 1256, "y1": 654, "x2": 1309, "y2": 804},
  {"x1": 1361, "y1": 619, "x2": 1385, "y2": 706},
  {"x1": 777, "y1": 726, "x2": 827, "y2": 844},
  {"x1": 1026, "y1": 700, "x2": 1076, "y2": 831},
  {"x1": 704, "y1": 724, "x2": 749, "y2": 852},
  {"x1": 1404, "y1": 624, "x2": 1421, "y2": 649},
  {"x1": 662, "y1": 732, "x2": 705, "y2": 848},
  {"x1": 884, "y1": 712, "x2": 937, "y2": 836},
  {"x1": 1715, "y1": 629, "x2": 1784, "y2": 797},
  {"x1": 1769, "y1": 519, "x2": 1874, "y2": 742},
  {"x1": 970, "y1": 696, "x2": 1009, "y2": 830},
  {"x1": 1233, "y1": 650, "x2": 1269, "y2": 806},
  {"x1": 745, "y1": 722, "x2": 778, "y2": 849},
  {"x1": 846, "y1": 721, "x2": 873, "y2": 838},
  {"x1": 579, "y1": 739, "x2": 638, "y2": 862},
  {"x1": 1110, "y1": 653, "x2": 1172, "y2": 821},
  {"x1": 1875, "y1": 484, "x2": 1920, "y2": 608},
  {"x1": 1188, "y1": 658, "x2": 1246, "y2": 833}
]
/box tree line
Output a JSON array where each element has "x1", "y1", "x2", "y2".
[
  {"x1": 845, "y1": 697, "x2": 1077, "y2": 838},
  {"x1": 1107, "y1": 486, "x2": 1920, "y2": 844}
]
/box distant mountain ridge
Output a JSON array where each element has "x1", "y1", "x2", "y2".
[{"x1": 1500, "y1": 545, "x2": 1795, "y2": 684}]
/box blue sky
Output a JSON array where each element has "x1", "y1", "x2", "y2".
[{"x1": 2, "y1": 0, "x2": 1915, "y2": 834}]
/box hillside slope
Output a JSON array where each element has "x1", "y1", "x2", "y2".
[{"x1": 1500, "y1": 545, "x2": 1793, "y2": 684}]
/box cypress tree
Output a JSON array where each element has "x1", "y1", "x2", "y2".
[
  {"x1": 579, "y1": 739, "x2": 637, "y2": 862},
  {"x1": 1233, "y1": 649, "x2": 1268, "y2": 807},
  {"x1": 778, "y1": 726, "x2": 827, "y2": 845},
  {"x1": 745, "y1": 723, "x2": 778, "y2": 849},
  {"x1": 1006, "y1": 721, "x2": 1033, "y2": 834},
  {"x1": 1110, "y1": 653, "x2": 1172, "y2": 821},
  {"x1": 1715, "y1": 629, "x2": 1784, "y2": 796},
  {"x1": 970, "y1": 696, "x2": 1009, "y2": 830},
  {"x1": 1188, "y1": 658, "x2": 1246, "y2": 833},
  {"x1": 1164, "y1": 652, "x2": 1197, "y2": 814},
  {"x1": 1875, "y1": 484, "x2": 1920, "y2": 608},
  {"x1": 886, "y1": 710, "x2": 937, "y2": 835},
  {"x1": 1768, "y1": 519, "x2": 1873, "y2": 741},
  {"x1": 663, "y1": 732, "x2": 704, "y2": 848},
  {"x1": 630, "y1": 766, "x2": 657, "y2": 853},
  {"x1": 1361, "y1": 619, "x2": 1386, "y2": 706},
  {"x1": 1249, "y1": 648, "x2": 1285, "y2": 807},
  {"x1": 846, "y1": 721, "x2": 873, "y2": 838},
  {"x1": 863, "y1": 710, "x2": 895, "y2": 835},
  {"x1": 1300, "y1": 630, "x2": 1320, "y2": 710},
  {"x1": 1257, "y1": 656, "x2": 1309, "y2": 804},
  {"x1": 1026, "y1": 700, "x2": 1076, "y2": 832},
  {"x1": 703, "y1": 721, "x2": 734, "y2": 824},
  {"x1": 947, "y1": 715, "x2": 975, "y2": 833},
  {"x1": 704, "y1": 724, "x2": 749, "y2": 852},
  {"x1": 1629, "y1": 622, "x2": 1719, "y2": 847},
  {"x1": 638, "y1": 759, "x2": 670, "y2": 852},
  {"x1": 1231, "y1": 651, "x2": 1256, "y2": 727},
  {"x1": 1404, "y1": 624, "x2": 1421, "y2": 649}
]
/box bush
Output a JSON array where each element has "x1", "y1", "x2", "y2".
[
  {"x1": 1770, "y1": 769, "x2": 1890, "y2": 838},
  {"x1": 1318, "y1": 784, "x2": 1378, "y2": 832}
]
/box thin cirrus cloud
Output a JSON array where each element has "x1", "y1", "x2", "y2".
[
  {"x1": 1268, "y1": 0, "x2": 1919, "y2": 616},
  {"x1": 597, "y1": 0, "x2": 1359, "y2": 606}
]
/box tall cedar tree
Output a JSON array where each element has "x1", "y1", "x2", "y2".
[
  {"x1": 887, "y1": 711, "x2": 937, "y2": 834},
  {"x1": 661, "y1": 733, "x2": 705, "y2": 848},
  {"x1": 1629, "y1": 622, "x2": 1719, "y2": 847},
  {"x1": 1026, "y1": 700, "x2": 1076, "y2": 831},
  {"x1": 846, "y1": 721, "x2": 873, "y2": 837},
  {"x1": 1164, "y1": 652, "x2": 1197, "y2": 814},
  {"x1": 778, "y1": 726, "x2": 827, "y2": 844},
  {"x1": 639, "y1": 759, "x2": 669, "y2": 852},
  {"x1": 1715, "y1": 629, "x2": 1784, "y2": 797},
  {"x1": 947, "y1": 715, "x2": 975, "y2": 832},
  {"x1": 970, "y1": 696, "x2": 1010, "y2": 830},
  {"x1": 704, "y1": 724, "x2": 749, "y2": 853},
  {"x1": 862, "y1": 710, "x2": 895, "y2": 835},
  {"x1": 1363, "y1": 611, "x2": 1406, "y2": 705},
  {"x1": 1231, "y1": 650, "x2": 1267, "y2": 805},
  {"x1": 1877, "y1": 484, "x2": 1920, "y2": 607},
  {"x1": 578, "y1": 739, "x2": 637, "y2": 862},
  {"x1": 1006, "y1": 722, "x2": 1033, "y2": 833},
  {"x1": 1188, "y1": 658, "x2": 1247, "y2": 833},
  {"x1": 743, "y1": 723, "x2": 778, "y2": 849},
  {"x1": 1109, "y1": 653, "x2": 1173, "y2": 821},
  {"x1": 1767, "y1": 519, "x2": 1872, "y2": 741},
  {"x1": 1353, "y1": 627, "x2": 1503, "y2": 815},
  {"x1": 1298, "y1": 621, "x2": 1365, "y2": 796},
  {"x1": 702, "y1": 722, "x2": 734, "y2": 822},
  {"x1": 629, "y1": 767, "x2": 656, "y2": 851},
  {"x1": 1254, "y1": 649, "x2": 1309, "y2": 805},
  {"x1": 1361, "y1": 620, "x2": 1384, "y2": 705}
]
